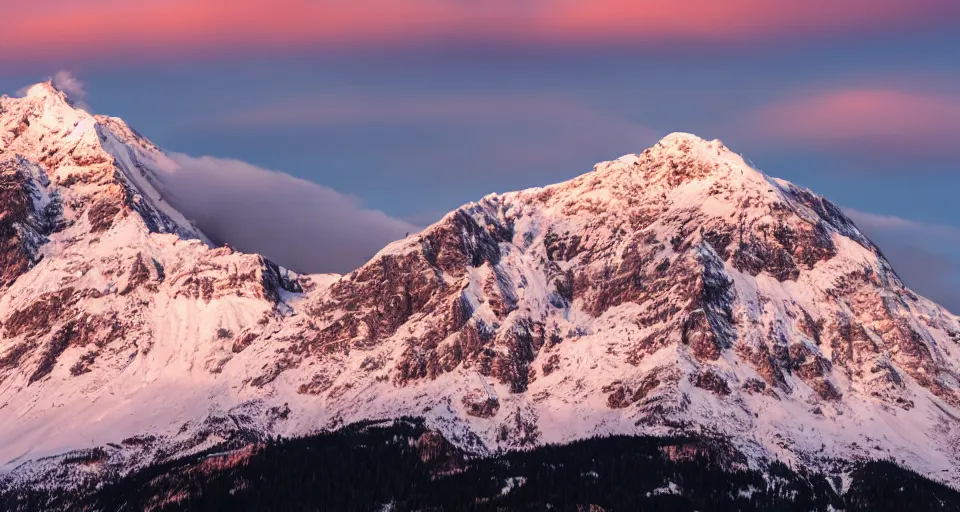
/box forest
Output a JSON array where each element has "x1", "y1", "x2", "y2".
[{"x1": 2, "y1": 417, "x2": 958, "y2": 511}]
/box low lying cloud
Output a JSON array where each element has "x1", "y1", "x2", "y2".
[
  {"x1": 845, "y1": 208, "x2": 960, "y2": 313},
  {"x1": 160, "y1": 154, "x2": 417, "y2": 274},
  {"x1": 742, "y1": 88, "x2": 960, "y2": 161}
]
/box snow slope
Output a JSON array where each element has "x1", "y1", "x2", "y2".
[{"x1": 1, "y1": 82, "x2": 959, "y2": 491}]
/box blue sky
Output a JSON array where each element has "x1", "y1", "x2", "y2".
[{"x1": 1, "y1": 3, "x2": 958, "y2": 310}]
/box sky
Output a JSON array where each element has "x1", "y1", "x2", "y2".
[{"x1": 1, "y1": 0, "x2": 959, "y2": 311}]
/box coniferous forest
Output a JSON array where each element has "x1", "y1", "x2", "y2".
[{"x1": 2, "y1": 418, "x2": 958, "y2": 511}]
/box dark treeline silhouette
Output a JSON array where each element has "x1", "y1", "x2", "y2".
[{"x1": 2, "y1": 418, "x2": 958, "y2": 511}]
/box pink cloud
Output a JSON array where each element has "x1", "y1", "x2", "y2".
[
  {"x1": 2, "y1": 0, "x2": 958, "y2": 62},
  {"x1": 744, "y1": 88, "x2": 960, "y2": 157}
]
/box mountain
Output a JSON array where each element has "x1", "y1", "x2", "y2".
[{"x1": 1, "y1": 81, "x2": 959, "y2": 504}]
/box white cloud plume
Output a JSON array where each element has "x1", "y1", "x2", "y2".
[{"x1": 52, "y1": 70, "x2": 91, "y2": 111}]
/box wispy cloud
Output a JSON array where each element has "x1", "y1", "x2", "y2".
[
  {"x1": 844, "y1": 209, "x2": 960, "y2": 241},
  {"x1": 189, "y1": 90, "x2": 660, "y2": 178},
  {"x1": 202, "y1": 92, "x2": 646, "y2": 130},
  {"x1": 845, "y1": 208, "x2": 960, "y2": 313},
  {"x1": 3, "y1": 0, "x2": 958, "y2": 63}
]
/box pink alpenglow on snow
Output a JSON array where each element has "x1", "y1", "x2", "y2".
[{"x1": 1, "y1": 84, "x2": 960, "y2": 496}]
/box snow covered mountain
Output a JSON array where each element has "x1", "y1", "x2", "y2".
[{"x1": 1, "y1": 80, "x2": 959, "y2": 495}]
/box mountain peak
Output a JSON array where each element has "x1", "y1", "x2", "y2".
[
  {"x1": 657, "y1": 131, "x2": 709, "y2": 146},
  {"x1": 3, "y1": 96, "x2": 960, "y2": 496},
  {"x1": 0, "y1": 81, "x2": 208, "y2": 245},
  {"x1": 23, "y1": 80, "x2": 62, "y2": 100},
  {"x1": 653, "y1": 131, "x2": 735, "y2": 157},
  {"x1": 19, "y1": 79, "x2": 90, "y2": 113}
]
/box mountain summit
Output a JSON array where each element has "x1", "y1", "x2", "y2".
[{"x1": 1, "y1": 83, "x2": 959, "y2": 495}]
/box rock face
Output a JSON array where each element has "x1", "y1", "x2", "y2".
[
  {"x1": 0, "y1": 158, "x2": 58, "y2": 286},
  {"x1": 1, "y1": 82, "x2": 960, "y2": 493}
]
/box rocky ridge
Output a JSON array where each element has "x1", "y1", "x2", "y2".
[{"x1": 1, "y1": 82, "x2": 959, "y2": 493}]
